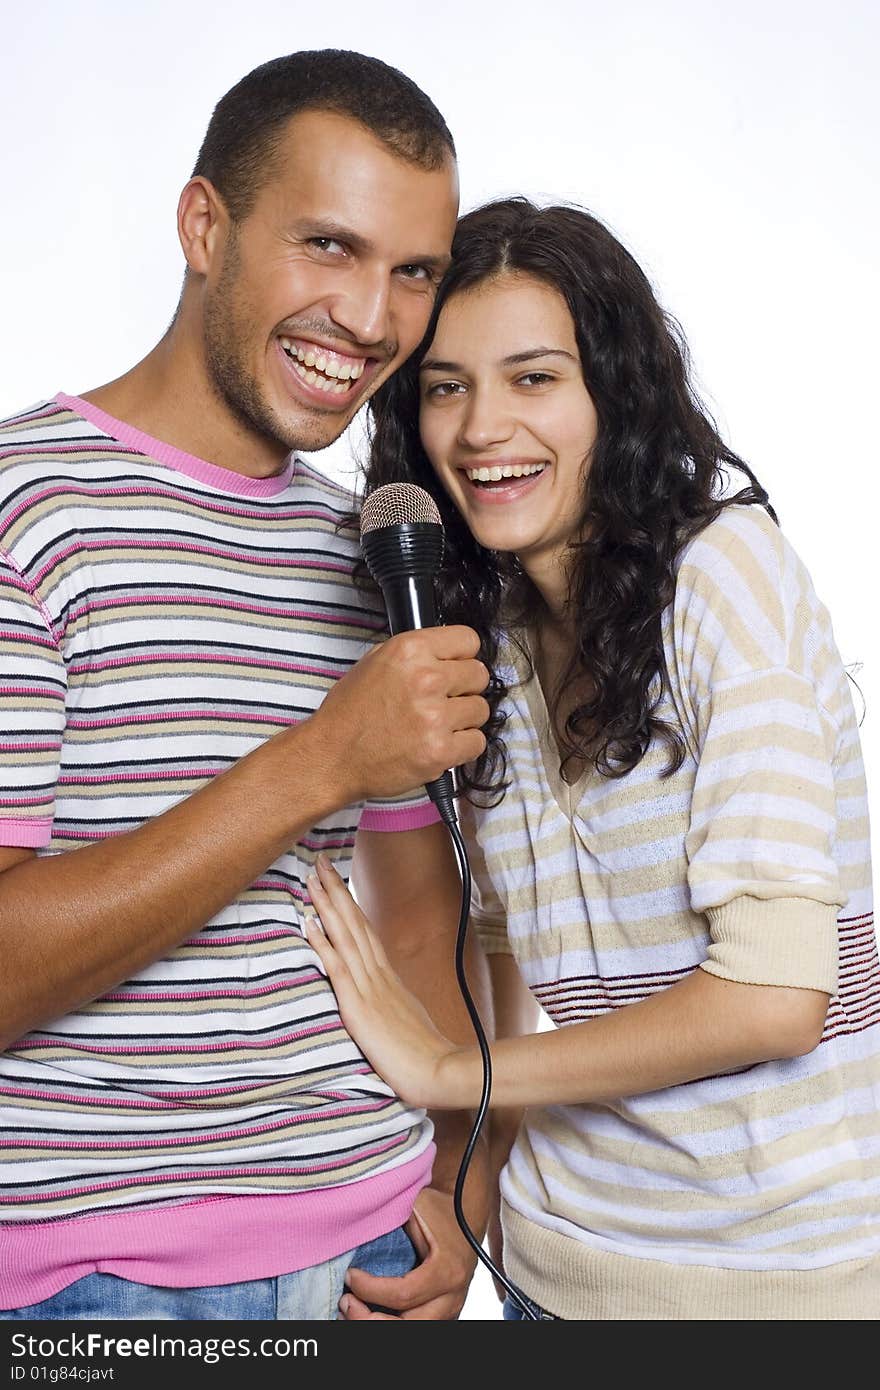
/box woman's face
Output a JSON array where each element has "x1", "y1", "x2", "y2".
[{"x1": 418, "y1": 273, "x2": 598, "y2": 596}]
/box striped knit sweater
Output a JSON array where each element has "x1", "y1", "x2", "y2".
[
  {"x1": 466, "y1": 504, "x2": 879, "y2": 1319},
  {"x1": 0, "y1": 395, "x2": 438, "y2": 1308}
]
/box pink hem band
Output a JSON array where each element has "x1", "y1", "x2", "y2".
[
  {"x1": 0, "y1": 1145, "x2": 434, "y2": 1310},
  {"x1": 359, "y1": 802, "x2": 441, "y2": 833},
  {"x1": 54, "y1": 394, "x2": 296, "y2": 498},
  {"x1": 0, "y1": 817, "x2": 52, "y2": 847}
]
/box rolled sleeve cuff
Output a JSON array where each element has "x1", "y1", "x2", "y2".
[
  {"x1": 0, "y1": 816, "x2": 53, "y2": 848},
  {"x1": 358, "y1": 801, "x2": 441, "y2": 833},
  {"x1": 701, "y1": 895, "x2": 839, "y2": 994}
]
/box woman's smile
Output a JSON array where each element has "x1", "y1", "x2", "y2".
[{"x1": 418, "y1": 273, "x2": 597, "y2": 611}]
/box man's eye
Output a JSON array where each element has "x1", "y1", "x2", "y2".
[
  {"x1": 397, "y1": 264, "x2": 431, "y2": 281},
  {"x1": 309, "y1": 237, "x2": 345, "y2": 255}
]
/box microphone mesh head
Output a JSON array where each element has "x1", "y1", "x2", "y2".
[{"x1": 360, "y1": 483, "x2": 441, "y2": 536}]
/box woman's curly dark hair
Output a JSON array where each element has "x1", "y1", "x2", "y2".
[{"x1": 361, "y1": 197, "x2": 776, "y2": 801}]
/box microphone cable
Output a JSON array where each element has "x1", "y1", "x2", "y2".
[
  {"x1": 357, "y1": 481, "x2": 541, "y2": 1319},
  {"x1": 441, "y1": 810, "x2": 541, "y2": 1321}
]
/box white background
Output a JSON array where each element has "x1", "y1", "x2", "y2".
[{"x1": 2, "y1": 0, "x2": 877, "y2": 1320}]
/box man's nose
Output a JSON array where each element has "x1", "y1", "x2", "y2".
[{"x1": 330, "y1": 267, "x2": 393, "y2": 349}]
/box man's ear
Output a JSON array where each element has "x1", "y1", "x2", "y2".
[{"x1": 177, "y1": 176, "x2": 228, "y2": 276}]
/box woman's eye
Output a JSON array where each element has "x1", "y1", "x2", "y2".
[
  {"x1": 517, "y1": 371, "x2": 554, "y2": 386},
  {"x1": 425, "y1": 381, "x2": 464, "y2": 399}
]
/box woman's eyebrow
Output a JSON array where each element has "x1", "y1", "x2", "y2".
[{"x1": 420, "y1": 347, "x2": 576, "y2": 373}]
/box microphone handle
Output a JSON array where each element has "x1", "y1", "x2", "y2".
[
  {"x1": 381, "y1": 576, "x2": 458, "y2": 827},
  {"x1": 383, "y1": 574, "x2": 438, "y2": 636}
]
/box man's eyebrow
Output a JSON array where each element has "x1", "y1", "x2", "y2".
[
  {"x1": 292, "y1": 220, "x2": 450, "y2": 270},
  {"x1": 420, "y1": 347, "x2": 576, "y2": 372}
]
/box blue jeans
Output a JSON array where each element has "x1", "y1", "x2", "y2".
[
  {"x1": 502, "y1": 1291, "x2": 558, "y2": 1320},
  {"x1": 1, "y1": 1225, "x2": 417, "y2": 1321}
]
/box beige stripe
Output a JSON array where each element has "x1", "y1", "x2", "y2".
[
  {"x1": 525, "y1": 1132, "x2": 879, "y2": 1222},
  {"x1": 4, "y1": 1131, "x2": 424, "y2": 1218},
  {"x1": 66, "y1": 605, "x2": 376, "y2": 641},
  {"x1": 0, "y1": 1102, "x2": 409, "y2": 1163},
  {"x1": 1, "y1": 486, "x2": 349, "y2": 544}
]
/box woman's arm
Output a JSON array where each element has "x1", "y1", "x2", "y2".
[
  {"x1": 305, "y1": 856, "x2": 829, "y2": 1111},
  {"x1": 486, "y1": 954, "x2": 542, "y2": 1299}
]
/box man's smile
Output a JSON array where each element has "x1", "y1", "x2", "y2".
[{"x1": 276, "y1": 335, "x2": 381, "y2": 408}]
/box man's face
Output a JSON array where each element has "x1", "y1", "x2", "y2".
[{"x1": 200, "y1": 109, "x2": 459, "y2": 453}]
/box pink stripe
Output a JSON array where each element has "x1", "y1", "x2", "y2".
[
  {"x1": 0, "y1": 1146, "x2": 434, "y2": 1307},
  {"x1": 4, "y1": 401, "x2": 67, "y2": 427},
  {"x1": 0, "y1": 1086, "x2": 174, "y2": 1110},
  {"x1": 101, "y1": 976, "x2": 323, "y2": 1001},
  {"x1": 0, "y1": 631, "x2": 58, "y2": 650},
  {"x1": 249, "y1": 879, "x2": 307, "y2": 893},
  {"x1": 68, "y1": 653, "x2": 343, "y2": 679},
  {"x1": 1, "y1": 1141, "x2": 412, "y2": 1204},
  {"x1": 0, "y1": 686, "x2": 63, "y2": 699},
  {"x1": 359, "y1": 801, "x2": 441, "y2": 833},
  {"x1": 0, "y1": 742, "x2": 59, "y2": 752},
  {"x1": 0, "y1": 572, "x2": 32, "y2": 591},
  {"x1": 186, "y1": 931, "x2": 294, "y2": 945},
  {"x1": 57, "y1": 770, "x2": 224, "y2": 785},
  {"x1": 0, "y1": 1067, "x2": 374, "y2": 1109},
  {"x1": 0, "y1": 818, "x2": 52, "y2": 847},
  {"x1": 66, "y1": 710, "x2": 299, "y2": 728},
  {"x1": 1, "y1": 1098, "x2": 392, "y2": 1152},
  {"x1": 32, "y1": 536, "x2": 351, "y2": 586},
  {"x1": 2, "y1": 482, "x2": 342, "y2": 529},
  {"x1": 55, "y1": 394, "x2": 296, "y2": 498},
  {"x1": 14, "y1": 1020, "x2": 341, "y2": 1055},
  {"x1": 68, "y1": 593, "x2": 379, "y2": 630},
  {"x1": 146, "y1": 1067, "x2": 374, "y2": 1098}
]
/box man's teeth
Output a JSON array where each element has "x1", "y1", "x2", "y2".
[
  {"x1": 465, "y1": 463, "x2": 547, "y2": 482},
  {"x1": 280, "y1": 336, "x2": 364, "y2": 393}
]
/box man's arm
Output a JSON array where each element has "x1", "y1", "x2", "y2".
[
  {"x1": 340, "y1": 821, "x2": 492, "y2": 1321},
  {"x1": 0, "y1": 628, "x2": 489, "y2": 1049}
]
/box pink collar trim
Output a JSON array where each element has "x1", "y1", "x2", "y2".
[{"x1": 54, "y1": 393, "x2": 297, "y2": 498}]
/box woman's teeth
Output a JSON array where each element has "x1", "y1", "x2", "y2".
[
  {"x1": 280, "y1": 337, "x2": 365, "y2": 395},
  {"x1": 465, "y1": 463, "x2": 547, "y2": 483}
]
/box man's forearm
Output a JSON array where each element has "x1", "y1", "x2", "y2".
[
  {"x1": 0, "y1": 626, "x2": 491, "y2": 1049},
  {"x1": 0, "y1": 717, "x2": 345, "y2": 1048}
]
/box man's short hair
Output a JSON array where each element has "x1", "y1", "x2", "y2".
[{"x1": 192, "y1": 49, "x2": 456, "y2": 221}]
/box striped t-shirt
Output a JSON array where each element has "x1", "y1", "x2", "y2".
[
  {"x1": 467, "y1": 505, "x2": 878, "y2": 1319},
  {"x1": 0, "y1": 395, "x2": 438, "y2": 1309}
]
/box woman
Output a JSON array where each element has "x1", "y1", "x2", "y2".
[{"x1": 305, "y1": 200, "x2": 878, "y2": 1319}]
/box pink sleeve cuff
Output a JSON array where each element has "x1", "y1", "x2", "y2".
[
  {"x1": 359, "y1": 801, "x2": 442, "y2": 833},
  {"x1": 0, "y1": 817, "x2": 52, "y2": 847}
]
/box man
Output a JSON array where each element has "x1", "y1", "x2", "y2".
[{"x1": 0, "y1": 50, "x2": 489, "y2": 1321}]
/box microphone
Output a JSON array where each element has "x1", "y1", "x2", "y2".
[{"x1": 360, "y1": 482, "x2": 457, "y2": 826}]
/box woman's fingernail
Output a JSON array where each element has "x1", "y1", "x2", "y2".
[{"x1": 339, "y1": 1294, "x2": 350, "y2": 1315}]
